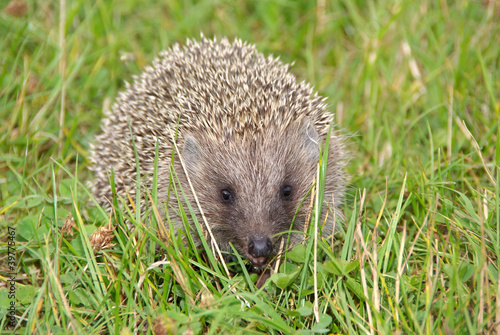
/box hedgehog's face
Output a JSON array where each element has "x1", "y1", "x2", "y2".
[{"x1": 180, "y1": 119, "x2": 321, "y2": 270}]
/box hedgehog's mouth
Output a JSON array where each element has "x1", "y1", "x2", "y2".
[{"x1": 243, "y1": 250, "x2": 268, "y2": 271}]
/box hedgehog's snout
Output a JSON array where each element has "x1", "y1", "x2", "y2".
[{"x1": 246, "y1": 236, "x2": 273, "y2": 267}]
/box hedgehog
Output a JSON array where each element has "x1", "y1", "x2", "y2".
[{"x1": 90, "y1": 36, "x2": 347, "y2": 270}]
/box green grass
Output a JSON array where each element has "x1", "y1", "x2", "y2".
[{"x1": 1, "y1": 0, "x2": 499, "y2": 333}]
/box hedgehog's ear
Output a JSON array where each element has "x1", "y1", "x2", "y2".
[
  {"x1": 300, "y1": 119, "x2": 320, "y2": 163},
  {"x1": 182, "y1": 134, "x2": 201, "y2": 170}
]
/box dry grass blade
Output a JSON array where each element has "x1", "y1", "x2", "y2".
[
  {"x1": 171, "y1": 138, "x2": 231, "y2": 279},
  {"x1": 456, "y1": 117, "x2": 497, "y2": 187}
]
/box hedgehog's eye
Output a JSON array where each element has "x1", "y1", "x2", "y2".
[
  {"x1": 281, "y1": 185, "x2": 292, "y2": 199},
  {"x1": 221, "y1": 189, "x2": 233, "y2": 203}
]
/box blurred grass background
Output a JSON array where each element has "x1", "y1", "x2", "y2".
[{"x1": 0, "y1": 0, "x2": 499, "y2": 334}]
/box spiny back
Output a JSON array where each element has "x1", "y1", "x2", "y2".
[{"x1": 113, "y1": 37, "x2": 332, "y2": 142}]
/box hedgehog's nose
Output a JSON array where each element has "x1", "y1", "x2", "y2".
[{"x1": 248, "y1": 236, "x2": 273, "y2": 259}]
